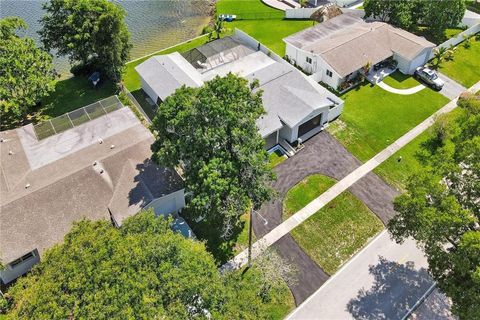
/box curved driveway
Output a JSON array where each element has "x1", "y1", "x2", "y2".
[{"x1": 253, "y1": 131, "x2": 398, "y2": 305}]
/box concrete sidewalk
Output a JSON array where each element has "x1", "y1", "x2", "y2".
[
  {"x1": 223, "y1": 80, "x2": 480, "y2": 271},
  {"x1": 286, "y1": 231, "x2": 433, "y2": 320}
]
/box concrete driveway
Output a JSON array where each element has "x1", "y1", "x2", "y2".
[
  {"x1": 286, "y1": 231, "x2": 435, "y2": 320},
  {"x1": 437, "y1": 72, "x2": 467, "y2": 100},
  {"x1": 253, "y1": 132, "x2": 398, "y2": 304}
]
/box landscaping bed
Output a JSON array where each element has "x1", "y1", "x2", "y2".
[
  {"x1": 437, "y1": 37, "x2": 480, "y2": 88},
  {"x1": 283, "y1": 174, "x2": 384, "y2": 275},
  {"x1": 327, "y1": 82, "x2": 449, "y2": 161}
]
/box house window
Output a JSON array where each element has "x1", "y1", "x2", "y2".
[
  {"x1": 10, "y1": 251, "x2": 35, "y2": 268},
  {"x1": 326, "y1": 70, "x2": 333, "y2": 77},
  {"x1": 306, "y1": 57, "x2": 312, "y2": 64}
]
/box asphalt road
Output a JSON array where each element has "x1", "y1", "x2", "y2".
[{"x1": 286, "y1": 231, "x2": 435, "y2": 320}]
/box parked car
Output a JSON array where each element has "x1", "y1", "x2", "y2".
[
  {"x1": 218, "y1": 14, "x2": 236, "y2": 22},
  {"x1": 414, "y1": 66, "x2": 444, "y2": 90}
]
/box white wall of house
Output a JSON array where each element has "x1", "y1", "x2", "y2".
[
  {"x1": 327, "y1": 104, "x2": 343, "y2": 122},
  {"x1": 285, "y1": 44, "x2": 344, "y2": 88},
  {"x1": 144, "y1": 189, "x2": 186, "y2": 218},
  {"x1": 0, "y1": 249, "x2": 40, "y2": 285},
  {"x1": 279, "y1": 124, "x2": 294, "y2": 143},
  {"x1": 140, "y1": 77, "x2": 159, "y2": 104},
  {"x1": 395, "y1": 47, "x2": 433, "y2": 75},
  {"x1": 394, "y1": 53, "x2": 411, "y2": 74}
]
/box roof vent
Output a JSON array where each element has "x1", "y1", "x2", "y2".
[
  {"x1": 99, "y1": 169, "x2": 104, "y2": 174},
  {"x1": 110, "y1": 144, "x2": 115, "y2": 149},
  {"x1": 98, "y1": 138, "x2": 103, "y2": 144},
  {"x1": 25, "y1": 183, "x2": 31, "y2": 189},
  {"x1": 0, "y1": 138, "x2": 4, "y2": 142},
  {"x1": 9, "y1": 150, "x2": 13, "y2": 155},
  {"x1": 93, "y1": 161, "x2": 98, "y2": 167}
]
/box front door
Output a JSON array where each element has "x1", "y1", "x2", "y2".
[{"x1": 298, "y1": 114, "x2": 322, "y2": 138}]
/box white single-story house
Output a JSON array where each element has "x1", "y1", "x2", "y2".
[
  {"x1": 284, "y1": 13, "x2": 436, "y2": 89},
  {"x1": 135, "y1": 30, "x2": 344, "y2": 150},
  {"x1": 0, "y1": 101, "x2": 187, "y2": 285}
]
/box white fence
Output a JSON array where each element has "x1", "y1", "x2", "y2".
[
  {"x1": 285, "y1": 7, "x2": 318, "y2": 19},
  {"x1": 233, "y1": 29, "x2": 288, "y2": 62},
  {"x1": 431, "y1": 23, "x2": 480, "y2": 59}
]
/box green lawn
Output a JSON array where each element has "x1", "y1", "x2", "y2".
[
  {"x1": 374, "y1": 108, "x2": 462, "y2": 190},
  {"x1": 437, "y1": 37, "x2": 480, "y2": 88},
  {"x1": 34, "y1": 77, "x2": 117, "y2": 122},
  {"x1": 283, "y1": 174, "x2": 384, "y2": 275},
  {"x1": 328, "y1": 83, "x2": 449, "y2": 161},
  {"x1": 217, "y1": 0, "x2": 284, "y2": 17},
  {"x1": 217, "y1": 0, "x2": 313, "y2": 56},
  {"x1": 223, "y1": 20, "x2": 314, "y2": 56},
  {"x1": 382, "y1": 71, "x2": 422, "y2": 89},
  {"x1": 269, "y1": 149, "x2": 287, "y2": 168}
]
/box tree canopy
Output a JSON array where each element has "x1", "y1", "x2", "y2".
[
  {"x1": 3, "y1": 210, "x2": 290, "y2": 319},
  {"x1": 39, "y1": 0, "x2": 132, "y2": 80},
  {"x1": 388, "y1": 94, "x2": 480, "y2": 318},
  {"x1": 151, "y1": 74, "x2": 275, "y2": 239},
  {"x1": 0, "y1": 17, "x2": 56, "y2": 129},
  {"x1": 363, "y1": 0, "x2": 465, "y2": 42}
]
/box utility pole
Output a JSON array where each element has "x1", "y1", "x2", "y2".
[{"x1": 247, "y1": 207, "x2": 253, "y2": 268}]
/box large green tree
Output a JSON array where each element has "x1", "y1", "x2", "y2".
[
  {"x1": 0, "y1": 17, "x2": 56, "y2": 129},
  {"x1": 388, "y1": 94, "x2": 480, "y2": 319},
  {"x1": 151, "y1": 74, "x2": 275, "y2": 239},
  {"x1": 3, "y1": 211, "x2": 287, "y2": 319},
  {"x1": 39, "y1": 0, "x2": 132, "y2": 80},
  {"x1": 363, "y1": 0, "x2": 465, "y2": 42},
  {"x1": 422, "y1": 0, "x2": 466, "y2": 43}
]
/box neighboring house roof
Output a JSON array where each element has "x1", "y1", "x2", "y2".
[
  {"x1": 0, "y1": 107, "x2": 183, "y2": 264},
  {"x1": 136, "y1": 36, "x2": 340, "y2": 138},
  {"x1": 284, "y1": 13, "x2": 435, "y2": 77},
  {"x1": 135, "y1": 52, "x2": 204, "y2": 101}
]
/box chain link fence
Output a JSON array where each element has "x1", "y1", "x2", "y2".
[{"x1": 33, "y1": 96, "x2": 124, "y2": 140}]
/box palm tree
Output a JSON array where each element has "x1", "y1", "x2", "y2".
[
  {"x1": 299, "y1": 0, "x2": 308, "y2": 8},
  {"x1": 214, "y1": 18, "x2": 223, "y2": 40},
  {"x1": 433, "y1": 47, "x2": 448, "y2": 68}
]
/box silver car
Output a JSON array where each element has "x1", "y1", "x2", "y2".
[{"x1": 414, "y1": 67, "x2": 445, "y2": 90}]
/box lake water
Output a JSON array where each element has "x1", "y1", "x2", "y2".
[{"x1": 0, "y1": 0, "x2": 212, "y2": 76}]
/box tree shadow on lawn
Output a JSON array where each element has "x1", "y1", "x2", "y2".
[
  {"x1": 347, "y1": 256, "x2": 433, "y2": 320},
  {"x1": 35, "y1": 76, "x2": 117, "y2": 121},
  {"x1": 183, "y1": 209, "x2": 248, "y2": 265}
]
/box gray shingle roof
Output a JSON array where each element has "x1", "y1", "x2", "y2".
[
  {"x1": 0, "y1": 108, "x2": 183, "y2": 263},
  {"x1": 136, "y1": 37, "x2": 339, "y2": 138},
  {"x1": 284, "y1": 13, "x2": 435, "y2": 77},
  {"x1": 135, "y1": 52, "x2": 204, "y2": 101}
]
